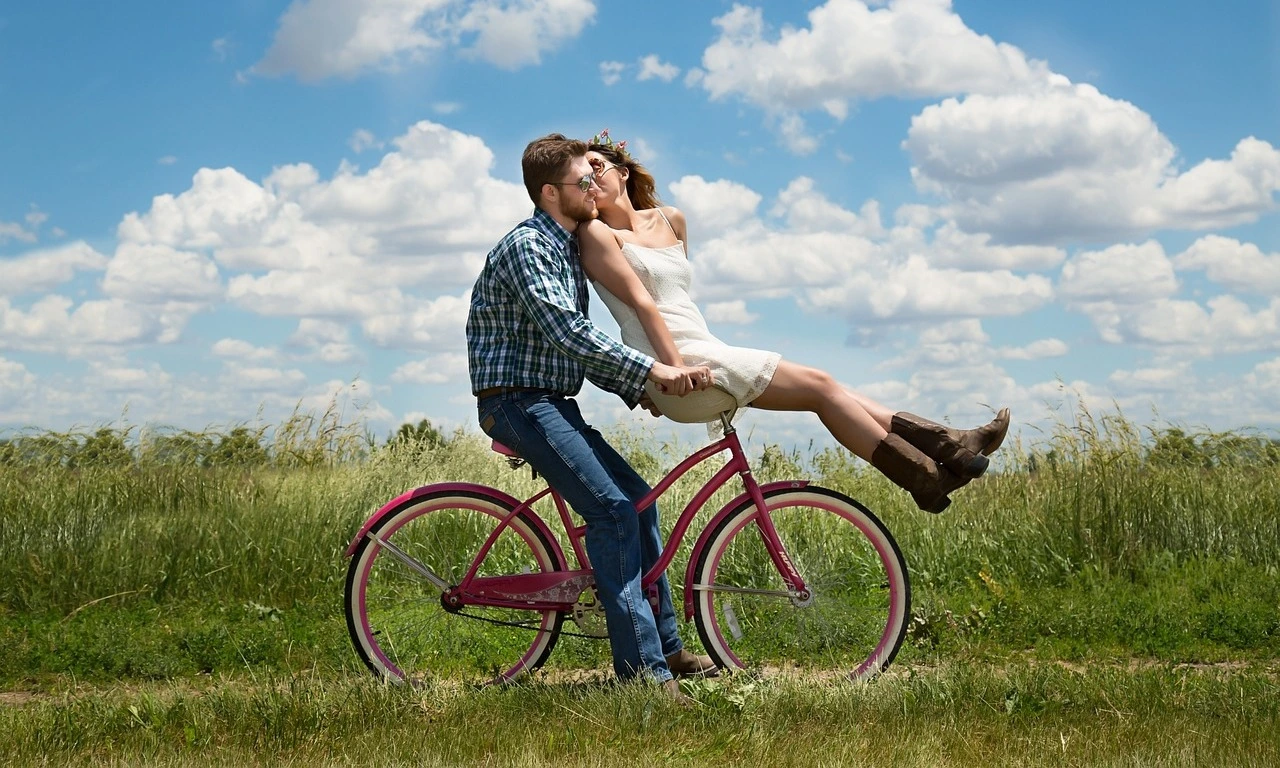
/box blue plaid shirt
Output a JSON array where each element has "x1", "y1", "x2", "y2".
[{"x1": 466, "y1": 208, "x2": 654, "y2": 406}]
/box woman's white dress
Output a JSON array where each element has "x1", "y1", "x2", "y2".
[{"x1": 594, "y1": 240, "x2": 781, "y2": 418}]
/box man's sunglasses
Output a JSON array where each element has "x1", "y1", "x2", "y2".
[{"x1": 546, "y1": 174, "x2": 595, "y2": 193}]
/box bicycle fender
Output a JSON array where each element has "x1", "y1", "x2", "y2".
[
  {"x1": 343, "y1": 482, "x2": 565, "y2": 566},
  {"x1": 682, "y1": 481, "x2": 809, "y2": 621}
]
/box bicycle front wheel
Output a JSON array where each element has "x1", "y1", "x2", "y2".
[
  {"x1": 691, "y1": 486, "x2": 910, "y2": 681},
  {"x1": 345, "y1": 488, "x2": 565, "y2": 685}
]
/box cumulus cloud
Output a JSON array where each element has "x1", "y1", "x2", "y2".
[
  {"x1": 668, "y1": 176, "x2": 762, "y2": 237},
  {"x1": 362, "y1": 291, "x2": 470, "y2": 349},
  {"x1": 671, "y1": 173, "x2": 1053, "y2": 324},
  {"x1": 1058, "y1": 241, "x2": 1177, "y2": 305},
  {"x1": 695, "y1": 0, "x2": 1047, "y2": 111},
  {"x1": 1052, "y1": 239, "x2": 1280, "y2": 356},
  {"x1": 254, "y1": 0, "x2": 595, "y2": 80},
  {"x1": 212, "y1": 338, "x2": 277, "y2": 362},
  {"x1": 704, "y1": 300, "x2": 759, "y2": 325},
  {"x1": 0, "y1": 220, "x2": 37, "y2": 244},
  {"x1": 1173, "y1": 235, "x2": 1280, "y2": 296},
  {"x1": 905, "y1": 85, "x2": 1280, "y2": 243},
  {"x1": 599, "y1": 60, "x2": 625, "y2": 85},
  {"x1": 636, "y1": 54, "x2": 679, "y2": 82},
  {"x1": 690, "y1": 2, "x2": 1279, "y2": 245},
  {"x1": 0, "y1": 242, "x2": 109, "y2": 296},
  {"x1": 390, "y1": 352, "x2": 469, "y2": 384},
  {"x1": 115, "y1": 121, "x2": 524, "y2": 337},
  {"x1": 0, "y1": 296, "x2": 162, "y2": 355},
  {"x1": 998, "y1": 338, "x2": 1069, "y2": 360}
]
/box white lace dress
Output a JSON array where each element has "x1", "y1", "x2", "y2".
[{"x1": 594, "y1": 241, "x2": 781, "y2": 417}]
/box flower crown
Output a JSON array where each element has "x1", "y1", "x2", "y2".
[{"x1": 590, "y1": 128, "x2": 630, "y2": 161}]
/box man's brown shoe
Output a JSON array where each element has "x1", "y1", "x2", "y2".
[{"x1": 666, "y1": 649, "x2": 719, "y2": 678}]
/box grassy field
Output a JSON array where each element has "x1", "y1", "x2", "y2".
[{"x1": 1, "y1": 407, "x2": 1278, "y2": 765}]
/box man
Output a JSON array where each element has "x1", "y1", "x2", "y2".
[{"x1": 466, "y1": 133, "x2": 717, "y2": 697}]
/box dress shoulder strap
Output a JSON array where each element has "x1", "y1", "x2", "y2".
[{"x1": 654, "y1": 207, "x2": 676, "y2": 237}]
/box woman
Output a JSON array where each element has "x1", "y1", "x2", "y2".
[{"x1": 577, "y1": 135, "x2": 1009, "y2": 514}]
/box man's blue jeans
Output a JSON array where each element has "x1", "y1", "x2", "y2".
[{"x1": 478, "y1": 390, "x2": 682, "y2": 682}]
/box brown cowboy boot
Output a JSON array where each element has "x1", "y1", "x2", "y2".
[
  {"x1": 666, "y1": 649, "x2": 719, "y2": 678},
  {"x1": 870, "y1": 434, "x2": 969, "y2": 514},
  {"x1": 890, "y1": 408, "x2": 1011, "y2": 479}
]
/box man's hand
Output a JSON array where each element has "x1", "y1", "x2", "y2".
[{"x1": 648, "y1": 362, "x2": 714, "y2": 396}]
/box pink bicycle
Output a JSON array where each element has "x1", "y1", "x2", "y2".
[{"x1": 344, "y1": 399, "x2": 910, "y2": 685}]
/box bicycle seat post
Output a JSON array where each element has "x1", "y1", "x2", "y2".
[{"x1": 718, "y1": 411, "x2": 735, "y2": 436}]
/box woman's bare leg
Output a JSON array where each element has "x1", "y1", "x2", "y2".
[
  {"x1": 750, "y1": 361, "x2": 885, "y2": 460},
  {"x1": 842, "y1": 389, "x2": 894, "y2": 431}
]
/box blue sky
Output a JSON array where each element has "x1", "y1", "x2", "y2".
[{"x1": 1, "y1": 0, "x2": 1277, "y2": 450}]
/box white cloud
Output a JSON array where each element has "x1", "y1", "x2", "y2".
[
  {"x1": 0, "y1": 221, "x2": 37, "y2": 244},
  {"x1": 254, "y1": 0, "x2": 450, "y2": 81},
  {"x1": 432, "y1": 101, "x2": 461, "y2": 114},
  {"x1": 599, "y1": 60, "x2": 625, "y2": 86},
  {"x1": 1059, "y1": 241, "x2": 1177, "y2": 304},
  {"x1": 114, "y1": 121, "x2": 525, "y2": 337},
  {"x1": 348, "y1": 128, "x2": 383, "y2": 153},
  {"x1": 697, "y1": 1, "x2": 1047, "y2": 109},
  {"x1": 212, "y1": 338, "x2": 277, "y2": 361},
  {"x1": 905, "y1": 85, "x2": 1280, "y2": 243},
  {"x1": 1081, "y1": 295, "x2": 1280, "y2": 354},
  {"x1": 288, "y1": 319, "x2": 361, "y2": 363},
  {"x1": 253, "y1": 0, "x2": 596, "y2": 80},
  {"x1": 362, "y1": 291, "x2": 470, "y2": 349},
  {"x1": 1108, "y1": 363, "x2": 1190, "y2": 393},
  {"x1": 0, "y1": 356, "x2": 36, "y2": 392},
  {"x1": 211, "y1": 37, "x2": 230, "y2": 61},
  {"x1": 1173, "y1": 235, "x2": 1280, "y2": 296},
  {"x1": 101, "y1": 243, "x2": 223, "y2": 304},
  {"x1": 704, "y1": 300, "x2": 758, "y2": 325},
  {"x1": 454, "y1": 0, "x2": 596, "y2": 70},
  {"x1": 998, "y1": 338, "x2": 1068, "y2": 360},
  {"x1": 0, "y1": 296, "x2": 162, "y2": 355},
  {"x1": 390, "y1": 352, "x2": 468, "y2": 384},
  {"x1": 667, "y1": 176, "x2": 762, "y2": 238},
  {"x1": 157, "y1": 155, "x2": 178, "y2": 166},
  {"x1": 636, "y1": 54, "x2": 679, "y2": 82},
  {"x1": 0, "y1": 242, "x2": 109, "y2": 296},
  {"x1": 221, "y1": 364, "x2": 309, "y2": 392},
  {"x1": 671, "y1": 174, "x2": 1053, "y2": 323}
]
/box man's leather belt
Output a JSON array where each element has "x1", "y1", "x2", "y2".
[{"x1": 475, "y1": 386, "x2": 548, "y2": 400}]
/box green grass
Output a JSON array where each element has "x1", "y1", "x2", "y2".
[
  {"x1": 1, "y1": 405, "x2": 1278, "y2": 763},
  {"x1": 2, "y1": 664, "x2": 1277, "y2": 766}
]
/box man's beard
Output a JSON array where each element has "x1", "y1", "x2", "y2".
[{"x1": 563, "y1": 196, "x2": 598, "y2": 224}]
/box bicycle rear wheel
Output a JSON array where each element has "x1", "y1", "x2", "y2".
[
  {"x1": 345, "y1": 488, "x2": 565, "y2": 684},
  {"x1": 691, "y1": 486, "x2": 909, "y2": 681}
]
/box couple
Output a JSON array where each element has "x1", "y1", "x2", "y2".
[{"x1": 465, "y1": 132, "x2": 1010, "y2": 694}]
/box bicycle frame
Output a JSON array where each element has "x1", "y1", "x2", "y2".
[{"x1": 351, "y1": 413, "x2": 811, "y2": 623}]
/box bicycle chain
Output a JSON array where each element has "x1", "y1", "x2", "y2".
[{"x1": 454, "y1": 609, "x2": 609, "y2": 640}]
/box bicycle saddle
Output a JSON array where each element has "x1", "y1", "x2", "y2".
[
  {"x1": 490, "y1": 440, "x2": 520, "y2": 457},
  {"x1": 643, "y1": 381, "x2": 739, "y2": 424}
]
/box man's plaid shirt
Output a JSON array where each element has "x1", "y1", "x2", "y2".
[{"x1": 466, "y1": 208, "x2": 654, "y2": 407}]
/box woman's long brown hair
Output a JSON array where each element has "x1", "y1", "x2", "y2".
[{"x1": 588, "y1": 143, "x2": 663, "y2": 210}]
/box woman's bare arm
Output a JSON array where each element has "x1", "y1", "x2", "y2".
[{"x1": 578, "y1": 219, "x2": 685, "y2": 368}]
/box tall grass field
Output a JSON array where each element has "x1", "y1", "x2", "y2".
[{"x1": 1, "y1": 405, "x2": 1277, "y2": 765}]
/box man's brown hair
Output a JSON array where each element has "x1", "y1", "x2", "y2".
[{"x1": 522, "y1": 133, "x2": 588, "y2": 206}]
